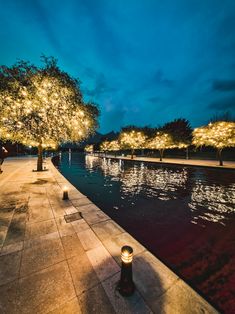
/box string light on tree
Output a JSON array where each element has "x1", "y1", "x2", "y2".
[
  {"x1": 119, "y1": 130, "x2": 146, "y2": 159},
  {"x1": 193, "y1": 121, "x2": 235, "y2": 166},
  {"x1": 85, "y1": 144, "x2": 94, "y2": 153},
  {"x1": 99, "y1": 140, "x2": 120, "y2": 157},
  {"x1": 147, "y1": 131, "x2": 174, "y2": 161},
  {"x1": 0, "y1": 56, "x2": 99, "y2": 171}
]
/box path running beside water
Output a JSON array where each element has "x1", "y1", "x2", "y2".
[
  {"x1": 97, "y1": 154, "x2": 235, "y2": 169},
  {"x1": 0, "y1": 157, "x2": 218, "y2": 313}
]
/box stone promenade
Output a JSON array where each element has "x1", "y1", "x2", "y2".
[
  {"x1": 100, "y1": 154, "x2": 235, "y2": 170},
  {"x1": 0, "y1": 157, "x2": 218, "y2": 313}
]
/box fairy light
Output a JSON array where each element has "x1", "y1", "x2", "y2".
[
  {"x1": 100, "y1": 140, "x2": 120, "y2": 152},
  {"x1": 100, "y1": 141, "x2": 110, "y2": 152},
  {"x1": 120, "y1": 130, "x2": 146, "y2": 151},
  {"x1": 193, "y1": 121, "x2": 235, "y2": 165},
  {"x1": 147, "y1": 132, "x2": 174, "y2": 150},
  {"x1": 0, "y1": 65, "x2": 98, "y2": 152},
  {"x1": 193, "y1": 121, "x2": 235, "y2": 149},
  {"x1": 85, "y1": 144, "x2": 94, "y2": 153}
]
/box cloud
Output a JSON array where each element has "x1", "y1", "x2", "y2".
[
  {"x1": 151, "y1": 70, "x2": 174, "y2": 88},
  {"x1": 208, "y1": 94, "x2": 235, "y2": 110},
  {"x1": 148, "y1": 96, "x2": 161, "y2": 103},
  {"x1": 100, "y1": 107, "x2": 125, "y2": 133},
  {"x1": 83, "y1": 73, "x2": 116, "y2": 98},
  {"x1": 212, "y1": 80, "x2": 235, "y2": 91}
]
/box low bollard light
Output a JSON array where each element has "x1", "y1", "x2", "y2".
[
  {"x1": 62, "y1": 186, "x2": 69, "y2": 200},
  {"x1": 117, "y1": 245, "x2": 135, "y2": 296}
]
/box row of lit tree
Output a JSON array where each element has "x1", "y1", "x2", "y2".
[{"x1": 86, "y1": 120, "x2": 235, "y2": 166}]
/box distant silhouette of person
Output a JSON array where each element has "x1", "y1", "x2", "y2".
[{"x1": 0, "y1": 146, "x2": 8, "y2": 173}]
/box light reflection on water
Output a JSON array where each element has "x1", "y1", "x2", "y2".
[
  {"x1": 190, "y1": 181, "x2": 235, "y2": 224},
  {"x1": 85, "y1": 155, "x2": 235, "y2": 225}
]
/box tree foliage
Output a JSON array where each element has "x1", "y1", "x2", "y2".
[
  {"x1": 85, "y1": 145, "x2": 94, "y2": 153},
  {"x1": 0, "y1": 57, "x2": 99, "y2": 170},
  {"x1": 162, "y1": 118, "x2": 192, "y2": 147},
  {"x1": 99, "y1": 140, "x2": 120, "y2": 155},
  {"x1": 193, "y1": 121, "x2": 235, "y2": 165},
  {"x1": 147, "y1": 131, "x2": 174, "y2": 160},
  {"x1": 119, "y1": 130, "x2": 146, "y2": 150}
]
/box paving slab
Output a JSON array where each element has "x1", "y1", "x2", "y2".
[
  {"x1": 91, "y1": 220, "x2": 125, "y2": 242},
  {"x1": 48, "y1": 297, "x2": 82, "y2": 314},
  {"x1": 68, "y1": 253, "x2": 100, "y2": 295},
  {"x1": 133, "y1": 251, "x2": 179, "y2": 310},
  {"x1": 56, "y1": 216, "x2": 76, "y2": 237},
  {"x1": 78, "y1": 283, "x2": 115, "y2": 313},
  {"x1": 0, "y1": 251, "x2": 21, "y2": 285},
  {"x1": 18, "y1": 261, "x2": 75, "y2": 314},
  {"x1": 70, "y1": 197, "x2": 93, "y2": 208},
  {"x1": 82, "y1": 210, "x2": 110, "y2": 225},
  {"x1": 152, "y1": 279, "x2": 217, "y2": 314},
  {"x1": 61, "y1": 233, "x2": 84, "y2": 259},
  {"x1": 77, "y1": 228, "x2": 103, "y2": 251},
  {"x1": 25, "y1": 219, "x2": 57, "y2": 239},
  {"x1": 20, "y1": 237, "x2": 65, "y2": 277},
  {"x1": 0, "y1": 280, "x2": 19, "y2": 314},
  {"x1": 71, "y1": 218, "x2": 90, "y2": 233},
  {"x1": 86, "y1": 245, "x2": 120, "y2": 281},
  {"x1": 1, "y1": 241, "x2": 23, "y2": 256},
  {"x1": 76, "y1": 203, "x2": 101, "y2": 213}
]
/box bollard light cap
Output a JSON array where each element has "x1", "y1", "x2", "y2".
[{"x1": 121, "y1": 245, "x2": 133, "y2": 263}]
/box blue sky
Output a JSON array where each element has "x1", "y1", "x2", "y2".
[{"x1": 0, "y1": 0, "x2": 235, "y2": 133}]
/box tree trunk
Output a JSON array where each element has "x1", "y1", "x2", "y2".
[
  {"x1": 218, "y1": 149, "x2": 223, "y2": 166},
  {"x1": 131, "y1": 149, "x2": 134, "y2": 159},
  {"x1": 159, "y1": 149, "x2": 164, "y2": 161},
  {"x1": 37, "y1": 143, "x2": 43, "y2": 171},
  {"x1": 186, "y1": 147, "x2": 189, "y2": 160}
]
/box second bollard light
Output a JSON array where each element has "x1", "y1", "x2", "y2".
[{"x1": 62, "y1": 186, "x2": 69, "y2": 200}]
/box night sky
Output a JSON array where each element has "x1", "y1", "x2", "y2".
[{"x1": 0, "y1": 0, "x2": 235, "y2": 133}]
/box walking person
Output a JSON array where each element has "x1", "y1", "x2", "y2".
[{"x1": 0, "y1": 146, "x2": 8, "y2": 173}]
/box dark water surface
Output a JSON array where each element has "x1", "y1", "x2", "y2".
[{"x1": 57, "y1": 152, "x2": 235, "y2": 313}]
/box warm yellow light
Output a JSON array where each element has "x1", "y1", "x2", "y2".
[
  {"x1": 121, "y1": 246, "x2": 133, "y2": 263},
  {"x1": 63, "y1": 185, "x2": 68, "y2": 192}
]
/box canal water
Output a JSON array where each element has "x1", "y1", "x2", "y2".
[{"x1": 56, "y1": 152, "x2": 235, "y2": 313}]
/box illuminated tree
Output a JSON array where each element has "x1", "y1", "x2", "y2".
[
  {"x1": 148, "y1": 131, "x2": 174, "y2": 161},
  {"x1": 100, "y1": 141, "x2": 110, "y2": 156},
  {"x1": 0, "y1": 57, "x2": 99, "y2": 171},
  {"x1": 193, "y1": 121, "x2": 235, "y2": 166},
  {"x1": 85, "y1": 144, "x2": 94, "y2": 153},
  {"x1": 119, "y1": 129, "x2": 146, "y2": 159},
  {"x1": 100, "y1": 140, "x2": 120, "y2": 157},
  {"x1": 108, "y1": 140, "x2": 120, "y2": 152}
]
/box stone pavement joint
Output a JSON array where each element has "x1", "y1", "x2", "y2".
[{"x1": 0, "y1": 157, "x2": 218, "y2": 313}]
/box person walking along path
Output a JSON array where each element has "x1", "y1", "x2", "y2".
[
  {"x1": 0, "y1": 145, "x2": 8, "y2": 173},
  {"x1": 0, "y1": 157, "x2": 217, "y2": 313}
]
